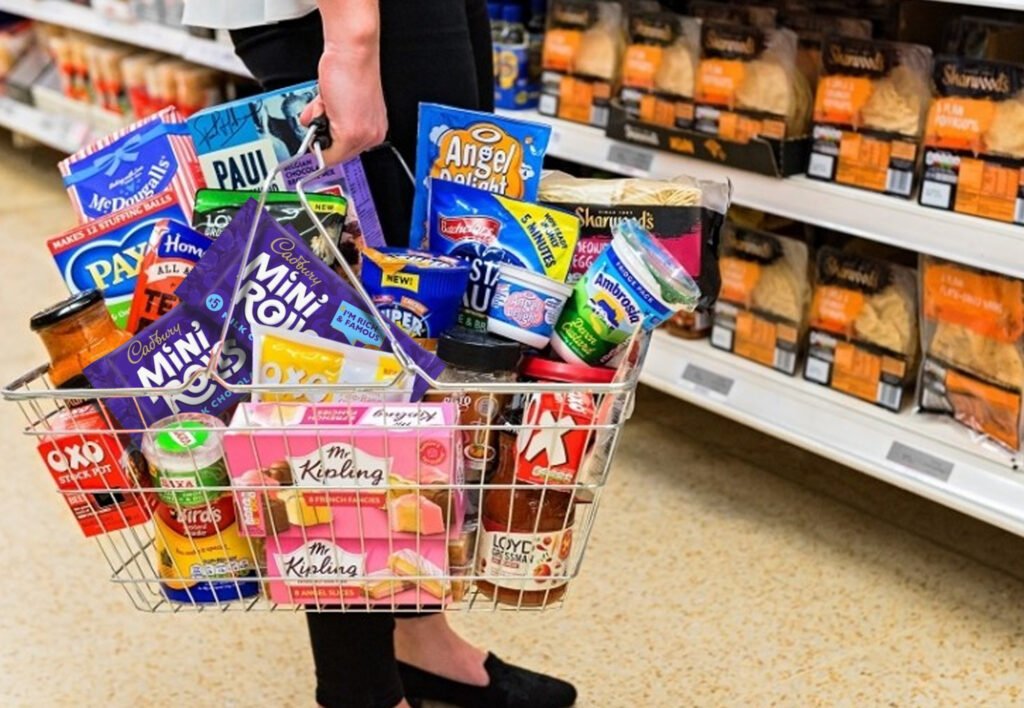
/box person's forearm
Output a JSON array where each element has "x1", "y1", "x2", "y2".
[{"x1": 317, "y1": 0, "x2": 380, "y2": 52}]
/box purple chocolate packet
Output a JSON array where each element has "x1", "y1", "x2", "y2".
[
  {"x1": 173, "y1": 199, "x2": 443, "y2": 398},
  {"x1": 83, "y1": 309, "x2": 250, "y2": 434}
]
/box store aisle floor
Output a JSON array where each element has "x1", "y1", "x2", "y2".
[{"x1": 2, "y1": 136, "x2": 1024, "y2": 707}]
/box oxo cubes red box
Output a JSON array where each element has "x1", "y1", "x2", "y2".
[{"x1": 35, "y1": 404, "x2": 152, "y2": 537}]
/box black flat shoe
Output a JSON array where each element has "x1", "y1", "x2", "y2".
[{"x1": 398, "y1": 653, "x2": 577, "y2": 708}]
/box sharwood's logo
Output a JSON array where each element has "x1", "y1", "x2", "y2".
[
  {"x1": 633, "y1": 19, "x2": 675, "y2": 44},
  {"x1": 733, "y1": 234, "x2": 780, "y2": 262},
  {"x1": 941, "y1": 64, "x2": 1012, "y2": 95},
  {"x1": 705, "y1": 29, "x2": 756, "y2": 56},
  {"x1": 822, "y1": 254, "x2": 884, "y2": 291},
  {"x1": 828, "y1": 45, "x2": 886, "y2": 73}
]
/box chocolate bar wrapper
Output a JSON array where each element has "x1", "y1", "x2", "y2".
[
  {"x1": 126, "y1": 220, "x2": 213, "y2": 333},
  {"x1": 191, "y1": 188, "x2": 353, "y2": 266},
  {"x1": 59, "y1": 106, "x2": 204, "y2": 224},
  {"x1": 175, "y1": 199, "x2": 444, "y2": 400},
  {"x1": 46, "y1": 191, "x2": 191, "y2": 329}
]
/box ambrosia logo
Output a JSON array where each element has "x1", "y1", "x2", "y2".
[{"x1": 439, "y1": 216, "x2": 502, "y2": 243}]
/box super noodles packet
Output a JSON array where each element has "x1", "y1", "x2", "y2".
[
  {"x1": 710, "y1": 220, "x2": 810, "y2": 375},
  {"x1": 619, "y1": 12, "x2": 701, "y2": 130},
  {"x1": 694, "y1": 21, "x2": 813, "y2": 142},
  {"x1": 427, "y1": 180, "x2": 579, "y2": 331},
  {"x1": 919, "y1": 57, "x2": 1024, "y2": 225},
  {"x1": 410, "y1": 103, "x2": 551, "y2": 246},
  {"x1": 807, "y1": 37, "x2": 933, "y2": 197},
  {"x1": 803, "y1": 247, "x2": 919, "y2": 412},
  {"x1": 85, "y1": 200, "x2": 443, "y2": 433},
  {"x1": 918, "y1": 257, "x2": 1024, "y2": 452},
  {"x1": 538, "y1": 170, "x2": 730, "y2": 308}
]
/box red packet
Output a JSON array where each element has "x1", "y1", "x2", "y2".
[
  {"x1": 515, "y1": 392, "x2": 596, "y2": 486},
  {"x1": 126, "y1": 220, "x2": 212, "y2": 333}
]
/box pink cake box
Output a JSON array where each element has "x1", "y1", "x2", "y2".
[
  {"x1": 265, "y1": 535, "x2": 451, "y2": 606},
  {"x1": 223, "y1": 402, "x2": 464, "y2": 542}
]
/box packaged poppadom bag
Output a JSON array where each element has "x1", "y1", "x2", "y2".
[
  {"x1": 427, "y1": 180, "x2": 579, "y2": 331},
  {"x1": 410, "y1": 103, "x2": 551, "y2": 247}
]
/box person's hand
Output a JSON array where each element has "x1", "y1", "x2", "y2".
[{"x1": 301, "y1": 44, "x2": 388, "y2": 165}]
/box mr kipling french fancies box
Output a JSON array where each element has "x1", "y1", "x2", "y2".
[{"x1": 919, "y1": 56, "x2": 1024, "y2": 225}]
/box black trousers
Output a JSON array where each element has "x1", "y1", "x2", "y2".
[
  {"x1": 231, "y1": 0, "x2": 494, "y2": 248},
  {"x1": 230, "y1": 3, "x2": 491, "y2": 707}
]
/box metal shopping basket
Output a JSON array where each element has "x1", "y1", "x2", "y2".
[{"x1": 2, "y1": 120, "x2": 651, "y2": 613}]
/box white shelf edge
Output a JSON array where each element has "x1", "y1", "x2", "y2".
[
  {"x1": 640, "y1": 330, "x2": 1024, "y2": 537},
  {"x1": 0, "y1": 95, "x2": 88, "y2": 152},
  {"x1": 504, "y1": 109, "x2": 1024, "y2": 279},
  {"x1": 925, "y1": 0, "x2": 1024, "y2": 9},
  {"x1": 0, "y1": 0, "x2": 251, "y2": 77}
]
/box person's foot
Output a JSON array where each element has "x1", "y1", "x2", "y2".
[{"x1": 398, "y1": 653, "x2": 577, "y2": 708}]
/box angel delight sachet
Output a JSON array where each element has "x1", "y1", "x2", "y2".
[{"x1": 85, "y1": 200, "x2": 444, "y2": 433}]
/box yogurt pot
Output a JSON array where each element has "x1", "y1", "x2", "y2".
[
  {"x1": 487, "y1": 264, "x2": 572, "y2": 348},
  {"x1": 360, "y1": 247, "x2": 471, "y2": 345},
  {"x1": 551, "y1": 219, "x2": 700, "y2": 367}
]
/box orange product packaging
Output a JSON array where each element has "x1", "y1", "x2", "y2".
[
  {"x1": 693, "y1": 21, "x2": 811, "y2": 143},
  {"x1": 618, "y1": 12, "x2": 699, "y2": 130},
  {"x1": 710, "y1": 220, "x2": 810, "y2": 375},
  {"x1": 918, "y1": 257, "x2": 1024, "y2": 452},
  {"x1": 803, "y1": 246, "x2": 918, "y2": 411},
  {"x1": 539, "y1": 0, "x2": 623, "y2": 128},
  {"x1": 919, "y1": 56, "x2": 1024, "y2": 226},
  {"x1": 807, "y1": 37, "x2": 933, "y2": 198}
]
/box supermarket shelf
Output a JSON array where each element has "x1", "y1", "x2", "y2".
[
  {"x1": 640, "y1": 330, "x2": 1024, "y2": 537},
  {"x1": 506, "y1": 109, "x2": 1024, "y2": 279},
  {"x1": 0, "y1": 0, "x2": 251, "y2": 77},
  {"x1": 0, "y1": 95, "x2": 89, "y2": 152}
]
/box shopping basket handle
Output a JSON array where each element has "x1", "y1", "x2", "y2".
[{"x1": 309, "y1": 113, "x2": 333, "y2": 151}]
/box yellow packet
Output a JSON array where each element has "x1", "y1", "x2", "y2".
[{"x1": 252, "y1": 325, "x2": 411, "y2": 403}]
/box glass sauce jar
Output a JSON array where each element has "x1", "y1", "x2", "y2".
[
  {"x1": 30, "y1": 290, "x2": 130, "y2": 390},
  {"x1": 476, "y1": 431, "x2": 575, "y2": 607}
]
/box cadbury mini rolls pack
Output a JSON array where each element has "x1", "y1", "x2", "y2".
[
  {"x1": 59, "y1": 106, "x2": 204, "y2": 224},
  {"x1": 85, "y1": 200, "x2": 444, "y2": 434},
  {"x1": 410, "y1": 103, "x2": 551, "y2": 247}
]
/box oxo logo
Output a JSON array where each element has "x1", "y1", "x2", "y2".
[{"x1": 46, "y1": 441, "x2": 107, "y2": 472}]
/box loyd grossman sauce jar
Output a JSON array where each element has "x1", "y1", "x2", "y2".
[
  {"x1": 476, "y1": 431, "x2": 576, "y2": 607},
  {"x1": 31, "y1": 289, "x2": 131, "y2": 393}
]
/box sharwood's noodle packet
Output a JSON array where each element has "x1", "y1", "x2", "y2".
[
  {"x1": 410, "y1": 103, "x2": 551, "y2": 247},
  {"x1": 919, "y1": 57, "x2": 1024, "y2": 225},
  {"x1": 803, "y1": 247, "x2": 918, "y2": 411},
  {"x1": 619, "y1": 12, "x2": 700, "y2": 129},
  {"x1": 918, "y1": 257, "x2": 1024, "y2": 452},
  {"x1": 781, "y1": 13, "x2": 873, "y2": 86},
  {"x1": 252, "y1": 325, "x2": 411, "y2": 404},
  {"x1": 807, "y1": 37, "x2": 933, "y2": 197},
  {"x1": 540, "y1": 0, "x2": 624, "y2": 127},
  {"x1": 85, "y1": 201, "x2": 442, "y2": 433},
  {"x1": 126, "y1": 219, "x2": 212, "y2": 333},
  {"x1": 427, "y1": 180, "x2": 579, "y2": 331},
  {"x1": 710, "y1": 222, "x2": 810, "y2": 375},
  {"x1": 538, "y1": 170, "x2": 729, "y2": 309},
  {"x1": 694, "y1": 22, "x2": 812, "y2": 142}
]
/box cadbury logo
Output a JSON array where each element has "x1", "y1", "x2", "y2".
[
  {"x1": 828, "y1": 45, "x2": 885, "y2": 72},
  {"x1": 439, "y1": 216, "x2": 501, "y2": 243},
  {"x1": 269, "y1": 237, "x2": 323, "y2": 288},
  {"x1": 941, "y1": 64, "x2": 1012, "y2": 95}
]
